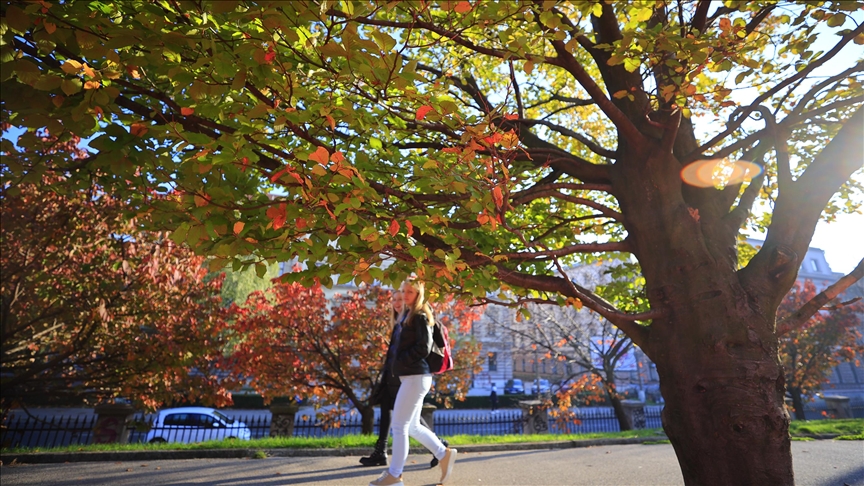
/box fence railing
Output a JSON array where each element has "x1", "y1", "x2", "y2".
[{"x1": 0, "y1": 402, "x2": 839, "y2": 449}]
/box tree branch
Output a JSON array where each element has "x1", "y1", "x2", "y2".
[
  {"x1": 777, "y1": 258, "x2": 864, "y2": 336},
  {"x1": 514, "y1": 119, "x2": 617, "y2": 159},
  {"x1": 686, "y1": 23, "x2": 864, "y2": 160}
]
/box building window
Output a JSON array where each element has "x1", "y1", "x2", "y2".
[
  {"x1": 809, "y1": 259, "x2": 819, "y2": 272},
  {"x1": 542, "y1": 361, "x2": 546, "y2": 373},
  {"x1": 488, "y1": 352, "x2": 498, "y2": 372},
  {"x1": 522, "y1": 358, "x2": 526, "y2": 372}
]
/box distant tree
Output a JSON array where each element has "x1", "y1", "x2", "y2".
[
  {"x1": 227, "y1": 282, "x2": 483, "y2": 432},
  {"x1": 228, "y1": 282, "x2": 392, "y2": 433},
  {"x1": 217, "y1": 260, "x2": 280, "y2": 307},
  {"x1": 492, "y1": 262, "x2": 643, "y2": 429},
  {"x1": 0, "y1": 173, "x2": 235, "y2": 415},
  {"x1": 778, "y1": 280, "x2": 864, "y2": 420}
]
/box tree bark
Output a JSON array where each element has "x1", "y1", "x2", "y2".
[
  {"x1": 607, "y1": 391, "x2": 633, "y2": 431},
  {"x1": 359, "y1": 405, "x2": 375, "y2": 435},
  {"x1": 612, "y1": 145, "x2": 795, "y2": 485},
  {"x1": 788, "y1": 386, "x2": 807, "y2": 421}
]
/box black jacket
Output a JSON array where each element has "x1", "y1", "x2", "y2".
[{"x1": 393, "y1": 311, "x2": 433, "y2": 377}]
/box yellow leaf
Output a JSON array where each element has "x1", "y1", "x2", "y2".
[{"x1": 61, "y1": 60, "x2": 82, "y2": 74}]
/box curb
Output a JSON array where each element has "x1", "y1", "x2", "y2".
[{"x1": 0, "y1": 437, "x2": 669, "y2": 465}]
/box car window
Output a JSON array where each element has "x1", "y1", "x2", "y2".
[
  {"x1": 163, "y1": 413, "x2": 189, "y2": 426},
  {"x1": 212, "y1": 410, "x2": 234, "y2": 424},
  {"x1": 195, "y1": 414, "x2": 217, "y2": 427}
]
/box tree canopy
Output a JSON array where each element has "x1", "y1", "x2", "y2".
[{"x1": 2, "y1": 1, "x2": 863, "y2": 483}]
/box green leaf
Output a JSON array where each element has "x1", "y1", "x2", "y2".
[
  {"x1": 61, "y1": 78, "x2": 82, "y2": 95},
  {"x1": 5, "y1": 6, "x2": 31, "y2": 33},
  {"x1": 827, "y1": 13, "x2": 847, "y2": 28}
]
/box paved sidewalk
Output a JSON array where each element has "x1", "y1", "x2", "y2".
[{"x1": 2, "y1": 441, "x2": 862, "y2": 485}]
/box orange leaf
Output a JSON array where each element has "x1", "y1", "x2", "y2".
[
  {"x1": 126, "y1": 65, "x2": 141, "y2": 79},
  {"x1": 405, "y1": 220, "x2": 413, "y2": 236},
  {"x1": 503, "y1": 113, "x2": 518, "y2": 120},
  {"x1": 194, "y1": 195, "x2": 208, "y2": 207},
  {"x1": 130, "y1": 123, "x2": 149, "y2": 137},
  {"x1": 325, "y1": 114, "x2": 336, "y2": 130},
  {"x1": 330, "y1": 151, "x2": 345, "y2": 163},
  {"x1": 233, "y1": 221, "x2": 245, "y2": 235},
  {"x1": 181, "y1": 107, "x2": 195, "y2": 116},
  {"x1": 454, "y1": 1, "x2": 472, "y2": 14},
  {"x1": 492, "y1": 186, "x2": 504, "y2": 208},
  {"x1": 44, "y1": 22, "x2": 56, "y2": 34},
  {"x1": 83, "y1": 80, "x2": 100, "y2": 90},
  {"x1": 415, "y1": 105, "x2": 434, "y2": 121},
  {"x1": 389, "y1": 219, "x2": 400, "y2": 237},
  {"x1": 309, "y1": 146, "x2": 330, "y2": 165}
]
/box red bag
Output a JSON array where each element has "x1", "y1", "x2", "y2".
[{"x1": 426, "y1": 321, "x2": 453, "y2": 374}]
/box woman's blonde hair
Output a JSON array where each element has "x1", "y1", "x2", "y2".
[{"x1": 402, "y1": 278, "x2": 434, "y2": 327}]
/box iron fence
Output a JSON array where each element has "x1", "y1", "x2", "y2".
[{"x1": 0, "y1": 402, "x2": 837, "y2": 449}]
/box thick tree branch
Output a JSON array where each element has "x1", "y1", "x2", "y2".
[
  {"x1": 514, "y1": 119, "x2": 617, "y2": 159},
  {"x1": 547, "y1": 39, "x2": 646, "y2": 147},
  {"x1": 777, "y1": 259, "x2": 864, "y2": 336},
  {"x1": 494, "y1": 241, "x2": 631, "y2": 261}
]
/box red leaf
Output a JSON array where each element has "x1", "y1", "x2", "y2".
[
  {"x1": 405, "y1": 220, "x2": 414, "y2": 236},
  {"x1": 309, "y1": 146, "x2": 330, "y2": 165},
  {"x1": 181, "y1": 107, "x2": 195, "y2": 116},
  {"x1": 266, "y1": 203, "x2": 287, "y2": 230},
  {"x1": 503, "y1": 113, "x2": 518, "y2": 120},
  {"x1": 389, "y1": 219, "x2": 400, "y2": 237},
  {"x1": 415, "y1": 105, "x2": 434, "y2": 121},
  {"x1": 264, "y1": 50, "x2": 276, "y2": 64},
  {"x1": 454, "y1": 1, "x2": 472, "y2": 14}
]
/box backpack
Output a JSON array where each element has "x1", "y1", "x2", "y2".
[{"x1": 426, "y1": 321, "x2": 454, "y2": 375}]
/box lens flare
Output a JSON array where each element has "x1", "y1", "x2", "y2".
[{"x1": 681, "y1": 158, "x2": 763, "y2": 189}]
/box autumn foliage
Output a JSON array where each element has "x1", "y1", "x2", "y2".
[
  {"x1": 227, "y1": 282, "x2": 484, "y2": 432},
  {"x1": 0, "y1": 177, "x2": 235, "y2": 413},
  {"x1": 778, "y1": 280, "x2": 864, "y2": 420}
]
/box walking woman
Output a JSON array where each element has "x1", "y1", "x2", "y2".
[
  {"x1": 360, "y1": 290, "x2": 446, "y2": 468},
  {"x1": 369, "y1": 279, "x2": 457, "y2": 486}
]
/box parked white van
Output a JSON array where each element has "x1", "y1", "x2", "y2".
[{"x1": 145, "y1": 407, "x2": 252, "y2": 443}]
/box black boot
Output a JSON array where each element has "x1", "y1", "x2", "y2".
[
  {"x1": 430, "y1": 439, "x2": 449, "y2": 468},
  {"x1": 359, "y1": 444, "x2": 387, "y2": 467}
]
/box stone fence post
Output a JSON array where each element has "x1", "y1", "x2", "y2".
[
  {"x1": 621, "y1": 400, "x2": 646, "y2": 429},
  {"x1": 518, "y1": 400, "x2": 549, "y2": 435},
  {"x1": 270, "y1": 402, "x2": 300, "y2": 437},
  {"x1": 92, "y1": 403, "x2": 136, "y2": 444},
  {"x1": 421, "y1": 404, "x2": 436, "y2": 432},
  {"x1": 823, "y1": 396, "x2": 852, "y2": 419}
]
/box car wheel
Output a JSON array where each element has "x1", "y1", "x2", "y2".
[{"x1": 149, "y1": 438, "x2": 167, "y2": 444}]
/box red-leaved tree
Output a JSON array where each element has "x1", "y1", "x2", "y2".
[
  {"x1": 228, "y1": 283, "x2": 484, "y2": 432},
  {"x1": 778, "y1": 280, "x2": 864, "y2": 420},
  {"x1": 0, "y1": 176, "x2": 235, "y2": 416}
]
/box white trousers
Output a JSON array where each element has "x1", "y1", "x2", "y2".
[{"x1": 388, "y1": 374, "x2": 447, "y2": 477}]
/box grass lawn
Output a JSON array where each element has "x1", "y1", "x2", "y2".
[{"x1": 4, "y1": 419, "x2": 860, "y2": 454}]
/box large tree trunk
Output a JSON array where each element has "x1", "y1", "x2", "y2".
[{"x1": 613, "y1": 147, "x2": 795, "y2": 485}]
